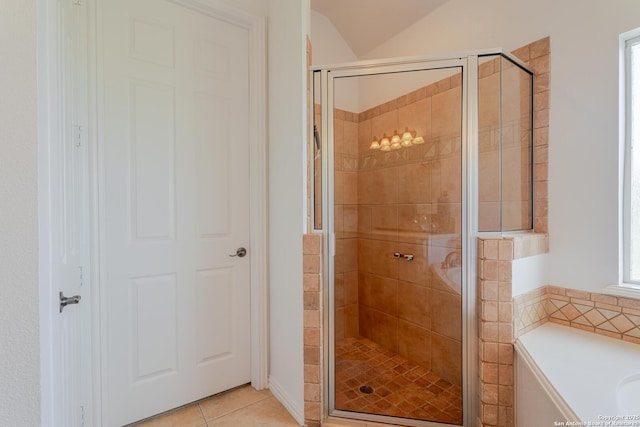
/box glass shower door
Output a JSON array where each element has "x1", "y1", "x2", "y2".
[{"x1": 328, "y1": 64, "x2": 464, "y2": 425}]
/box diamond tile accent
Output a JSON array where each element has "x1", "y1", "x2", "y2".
[
  {"x1": 584, "y1": 309, "x2": 606, "y2": 327},
  {"x1": 572, "y1": 315, "x2": 590, "y2": 327},
  {"x1": 627, "y1": 314, "x2": 640, "y2": 325},
  {"x1": 550, "y1": 298, "x2": 568, "y2": 310},
  {"x1": 599, "y1": 308, "x2": 620, "y2": 319},
  {"x1": 626, "y1": 327, "x2": 640, "y2": 338},
  {"x1": 610, "y1": 314, "x2": 635, "y2": 333},
  {"x1": 515, "y1": 285, "x2": 640, "y2": 344},
  {"x1": 550, "y1": 309, "x2": 568, "y2": 321},
  {"x1": 597, "y1": 321, "x2": 619, "y2": 333},
  {"x1": 574, "y1": 304, "x2": 592, "y2": 315},
  {"x1": 560, "y1": 304, "x2": 580, "y2": 321}
]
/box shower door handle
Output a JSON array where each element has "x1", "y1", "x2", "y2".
[{"x1": 393, "y1": 252, "x2": 414, "y2": 261}]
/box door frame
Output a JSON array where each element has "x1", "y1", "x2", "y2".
[{"x1": 37, "y1": 0, "x2": 268, "y2": 425}]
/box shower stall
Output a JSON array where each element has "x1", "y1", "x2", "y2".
[{"x1": 311, "y1": 51, "x2": 533, "y2": 426}]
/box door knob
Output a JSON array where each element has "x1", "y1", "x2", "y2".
[{"x1": 230, "y1": 247, "x2": 247, "y2": 258}]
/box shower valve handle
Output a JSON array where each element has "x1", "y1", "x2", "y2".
[{"x1": 393, "y1": 252, "x2": 414, "y2": 261}]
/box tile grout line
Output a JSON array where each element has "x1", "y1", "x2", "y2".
[
  {"x1": 199, "y1": 392, "x2": 274, "y2": 424},
  {"x1": 196, "y1": 401, "x2": 207, "y2": 427}
]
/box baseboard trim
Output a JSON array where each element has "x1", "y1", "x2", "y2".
[{"x1": 268, "y1": 375, "x2": 304, "y2": 426}]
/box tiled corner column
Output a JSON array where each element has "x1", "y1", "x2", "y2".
[
  {"x1": 478, "y1": 233, "x2": 548, "y2": 427},
  {"x1": 303, "y1": 234, "x2": 323, "y2": 426},
  {"x1": 478, "y1": 237, "x2": 515, "y2": 427}
]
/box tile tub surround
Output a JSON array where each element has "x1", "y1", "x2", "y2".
[{"x1": 514, "y1": 285, "x2": 640, "y2": 343}]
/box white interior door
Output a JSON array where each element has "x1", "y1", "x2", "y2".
[{"x1": 100, "y1": 0, "x2": 252, "y2": 425}]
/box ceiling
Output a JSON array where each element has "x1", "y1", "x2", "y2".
[{"x1": 310, "y1": 0, "x2": 449, "y2": 57}]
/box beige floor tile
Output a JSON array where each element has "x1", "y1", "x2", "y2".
[
  {"x1": 199, "y1": 384, "x2": 272, "y2": 421},
  {"x1": 132, "y1": 404, "x2": 205, "y2": 427},
  {"x1": 207, "y1": 397, "x2": 298, "y2": 427}
]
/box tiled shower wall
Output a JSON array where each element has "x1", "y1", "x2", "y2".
[
  {"x1": 518, "y1": 38, "x2": 550, "y2": 234},
  {"x1": 334, "y1": 110, "x2": 360, "y2": 341},
  {"x1": 353, "y1": 75, "x2": 463, "y2": 386},
  {"x1": 478, "y1": 56, "x2": 533, "y2": 231}
]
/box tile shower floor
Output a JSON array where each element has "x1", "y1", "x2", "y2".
[{"x1": 335, "y1": 337, "x2": 463, "y2": 425}]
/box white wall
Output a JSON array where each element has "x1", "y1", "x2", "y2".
[
  {"x1": 0, "y1": 1, "x2": 41, "y2": 426},
  {"x1": 310, "y1": 10, "x2": 360, "y2": 112},
  {"x1": 310, "y1": 10, "x2": 357, "y2": 68},
  {"x1": 311, "y1": 10, "x2": 467, "y2": 112},
  {"x1": 513, "y1": 254, "x2": 550, "y2": 297},
  {"x1": 267, "y1": 0, "x2": 308, "y2": 423},
  {"x1": 330, "y1": 0, "x2": 640, "y2": 294}
]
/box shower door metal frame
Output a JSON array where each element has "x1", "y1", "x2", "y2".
[{"x1": 315, "y1": 51, "x2": 486, "y2": 427}]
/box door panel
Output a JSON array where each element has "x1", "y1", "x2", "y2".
[
  {"x1": 129, "y1": 81, "x2": 176, "y2": 241},
  {"x1": 101, "y1": 1, "x2": 251, "y2": 425},
  {"x1": 131, "y1": 273, "x2": 178, "y2": 381}
]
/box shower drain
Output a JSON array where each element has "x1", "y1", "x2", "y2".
[{"x1": 359, "y1": 385, "x2": 374, "y2": 394}]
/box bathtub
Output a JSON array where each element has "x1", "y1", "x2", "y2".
[
  {"x1": 515, "y1": 323, "x2": 640, "y2": 425},
  {"x1": 430, "y1": 264, "x2": 461, "y2": 295}
]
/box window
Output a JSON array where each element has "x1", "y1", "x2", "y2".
[{"x1": 624, "y1": 32, "x2": 640, "y2": 286}]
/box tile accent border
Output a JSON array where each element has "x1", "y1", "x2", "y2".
[
  {"x1": 514, "y1": 285, "x2": 640, "y2": 344},
  {"x1": 303, "y1": 234, "x2": 323, "y2": 426}
]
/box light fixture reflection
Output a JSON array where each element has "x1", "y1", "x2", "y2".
[{"x1": 369, "y1": 128, "x2": 423, "y2": 151}]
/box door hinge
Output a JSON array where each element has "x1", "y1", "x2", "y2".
[
  {"x1": 80, "y1": 405, "x2": 85, "y2": 427},
  {"x1": 75, "y1": 125, "x2": 83, "y2": 148},
  {"x1": 72, "y1": 0, "x2": 82, "y2": 6},
  {"x1": 78, "y1": 266, "x2": 84, "y2": 287},
  {"x1": 59, "y1": 291, "x2": 82, "y2": 313}
]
